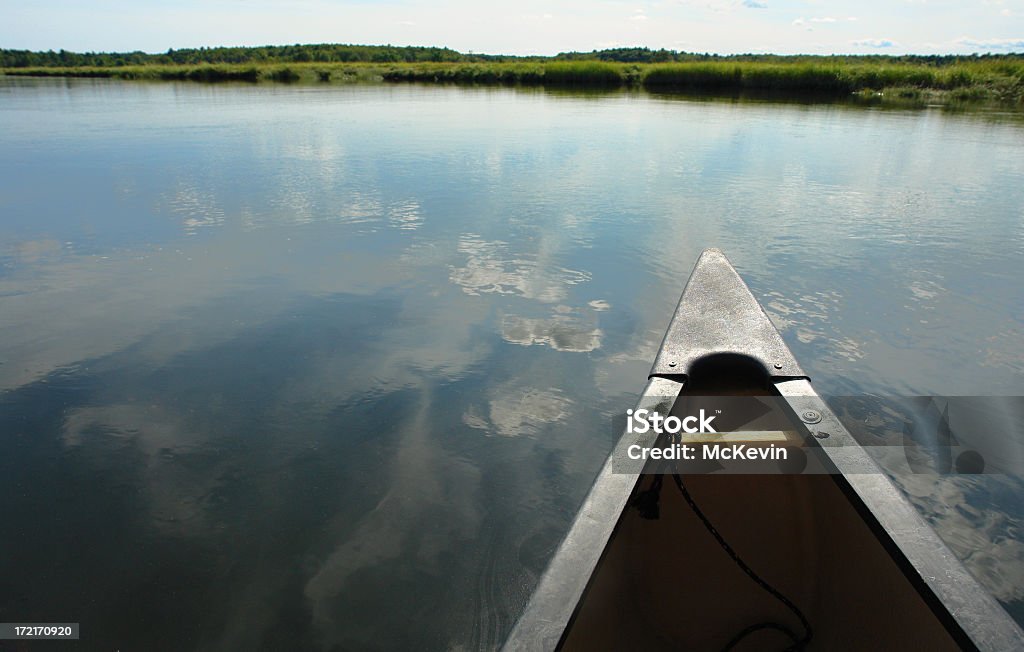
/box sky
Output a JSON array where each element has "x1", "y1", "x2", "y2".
[{"x1": 1, "y1": 0, "x2": 1022, "y2": 56}]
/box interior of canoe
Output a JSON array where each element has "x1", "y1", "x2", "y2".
[{"x1": 559, "y1": 359, "x2": 964, "y2": 651}]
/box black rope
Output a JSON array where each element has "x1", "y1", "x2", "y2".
[
  {"x1": 721, "y1": 623, "x2": 800, "y2": 652},
  {"x1": 671, "y1": 473, "x2": 813, "y2": 652}
]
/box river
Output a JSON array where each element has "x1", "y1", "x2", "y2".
[{"x1": 1, "y1": 77, "x2": 1023, "y2": 649}]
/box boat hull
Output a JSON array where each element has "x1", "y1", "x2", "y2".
[{"x1": 502, "y1": 249, "x2": 1023, "y2": 651}]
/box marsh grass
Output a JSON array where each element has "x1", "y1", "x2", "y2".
[
  {"x1": 542, "y1": 61, "x2": 624, "y2": 85},
  {"x1": 266, "y1": 67, "x2": 300, "y2": 82},
  {"x1": 373, "y1": 61, "x2": 630, "y2": 85},
  {"x1": 641, "y1": 61, "x2": 1024, "y2": 104},
  {"x1": 4, "y1": 58, "x2": 1022, "y2": 106}
]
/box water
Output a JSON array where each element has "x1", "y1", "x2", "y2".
[{"x1": 1, "y1": 77, "x2": 1023, "y2": 649}]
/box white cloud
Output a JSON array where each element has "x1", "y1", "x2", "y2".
[
  {"x1": 742, "y1": 0, "x2": 768, "y2": 9},
  {"x1": 676, "y1": 0, "x2": 734, "y2": 13},
  {"x1": 792, "y1": 15, "x2": 855, "y2": 31},
  {"x1": 448, "y1": 234, "x2": 591, "y2": 304},
  {"x1": 501, "y1": 311, "x2": 603, "y2": 353},
  {"x1": 463, "y1": 381, "x2": 574, "y2": 437},
  {"x1": 852, "y1": 38, "x2": 896, "y2": 48},
  {"x1": 955, "y1": 36, "x2": 1024, "y2": 50}
]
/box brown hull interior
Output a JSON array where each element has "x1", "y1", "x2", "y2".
[
  {"x1": 561, "y1": 472, "x2": 961, "y2": 651},
  {"x1": 561, "y1": 371, "x2": 963, "y2": 651}
]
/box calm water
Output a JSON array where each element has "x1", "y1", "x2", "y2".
[{"x1": 1, "y1": 78, "x2": 1023, "y2": 650}]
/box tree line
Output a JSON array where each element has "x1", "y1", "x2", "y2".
[
  {"x1": 2, "y1": 44, "x2": 1020, "y2": 68},
  {"x1": 0, "y1": 44, "x2": 501, "y2": 68}
]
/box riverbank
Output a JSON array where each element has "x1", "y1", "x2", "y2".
[{"x1": 3, "y1": 59, "x2": 1023, "y2": 106}]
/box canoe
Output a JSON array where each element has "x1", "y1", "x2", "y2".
[{"x1": 502, "y1": 249, "x2": 1024, "y2": 651}]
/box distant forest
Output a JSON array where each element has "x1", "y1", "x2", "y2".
[{"x1": 2, "y1": 44, "x2": 1021, "y2": 68}]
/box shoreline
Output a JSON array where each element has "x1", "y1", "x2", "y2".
[{"x1": 3, "y1": 60, "x2": 1022, "y2": 108}]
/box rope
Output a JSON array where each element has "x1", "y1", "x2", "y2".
[{"x1": 670, "y1": 473, "x2": 813, "y2": 651}]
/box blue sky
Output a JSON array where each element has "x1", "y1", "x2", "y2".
[{"x1": 1, "y1": 0, "x2": 1022, "y2": 56}]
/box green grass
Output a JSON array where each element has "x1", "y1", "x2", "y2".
[
  {"x1": 373, "y1": 61, "x2": 629, "y2": 85},
  {"x1": 542, "y1": 61, "x2": 624, "y2": 85},
  {"x1": 642, "y1": 60, "x2": 1024, "y2": 104},
  {"x1": 4, "y1": 59, "x2": 1023, "y2": 106}
]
